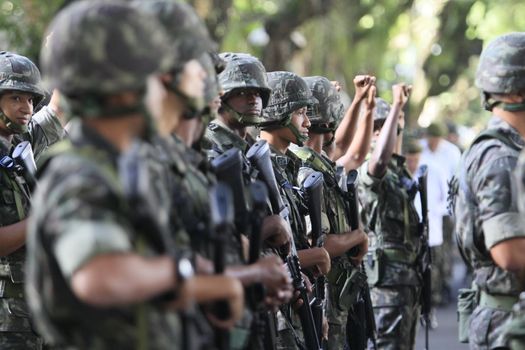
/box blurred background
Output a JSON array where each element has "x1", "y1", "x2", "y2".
[{"x1": 1, "y1": 0, "x2": 524, "y2": 145}]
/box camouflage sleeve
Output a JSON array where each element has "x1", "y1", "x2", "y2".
[
  {"x1": 30, "y1": 106, "x2": 65, "y2": 160},
  {"x1": 473, "y1": 155, "x2": 525, "y2": 249},
  {"x1": 516, "y1": 151, "x2": 525, "y2": 214},
  {"x1": 46, "y1": 170, "x2": 133, "y2": 280},
  {"x1": 358, "y1": 160, "x2": 386, "y2": 194}
]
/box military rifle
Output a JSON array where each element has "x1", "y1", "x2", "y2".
[
  {"x1": 417, "y1": 165, "x2": 431, "y2": 350},
  {"x1": 0, "y1": 141, "x2": 37, "y2": 194},
  {"x1": 119, "y1": 143, "x2": 198, "y2": 350},
  {"x1": 210, "y1": 148, "x2": 251, "y2": 234},
  {"x1": 247, "y1": 181, "x2": 278, "y2": 350},
  {"x1": 247, "y1": 140, "x2": 321, "y2": 350},
  {"x1": 212, "y1": 148, "x2": 284, "y2": 349},
  {"x1": 209, "y1": 182, "x2": 236, "y2": 350},
  {"x1": 302, "y1": 171, "x2": 326, "y2": 348},
  {"x1": 342, "y1": 169, "x2": 377, "y2": 350}
]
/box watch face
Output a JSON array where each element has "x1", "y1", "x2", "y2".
[{"x1": 179, "y1": 258, "x2": 194, "y2": 279}]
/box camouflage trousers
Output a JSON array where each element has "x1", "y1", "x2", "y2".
[
  {"x1": 0, "y1": 298, "x2": 42, "y2": 350},
  {"x1": 326, "y1": 275, "x2": 348, "y2": 350},
  {"x1": 276, "y1": 309, "x2": 301, "y2": 350},
  {"x1": 468, "y1": 305, "x2": 512, "y2": 350},
  {"x1": 369, "y1": 285, "x2": 421, "y2": 350}
]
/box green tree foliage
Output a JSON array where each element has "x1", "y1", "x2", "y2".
[{"x1": 2, "y1": 0, "x2": 525, "y2": 130}]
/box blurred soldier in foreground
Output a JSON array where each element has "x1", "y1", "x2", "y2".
[{"x1": 25, "y1": 1, "x2": 243, "y2": 348}]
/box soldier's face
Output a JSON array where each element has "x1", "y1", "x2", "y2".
[
  {"x1": 178, "y1": 59, "x2": 207, "y2": 99},
  {"x1": 427, "y1": 136, "x2": 441, "y2": 152},
  {"x1": 289, "y1": 107, "x2": 310, "y2": 141},
  {"x1": 0, "y1": 91, "x2": 34, "y2": 127},
  {"x1": 406, "y1": 152, "x2": 421, "y2": 175},
  {"x1": 226, "y1": 88, "x2": 263, "y2": 117}
]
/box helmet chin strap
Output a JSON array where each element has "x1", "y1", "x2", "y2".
[
  {"x1": 0, "y1": 110, "x2": 28, "y2": 134},
  {"x1": 283, "y1": 116, "x2": 308, "y2": 146},
  {"x1": 483, "y1": 92, "x2": 525, "y2": 112},
  {"x1": 222, "y1": 102, "x2": 265, "y2": 126}
]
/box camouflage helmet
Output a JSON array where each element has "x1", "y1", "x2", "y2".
[
  {"x1": 261, "y1": 71, "x2": 316, "y2": 127},
  {"x1": 219, "y1": 52, "x2": 271, "y2": 107},
  {"x1": 199, "y1": 52, "x2": 221, "y2": 106},
  {"x1": 41, "y1": 0, "x2": 174, "y2": 98},
  {"x1": 134, "y1": 0, "x2": 215, "y2": 76},
  {"x1": 0, "y1": 52, "x2": 44, "y2": 106},
  {"x1": 303, "y1": 76, "x2": 344, "y2": 132},
  {"x1": 476, "y1": 33, "x2": 525, "y2": 94},
  {"x1": 373, "y1": 97, "x2": 391, "y2": 122}
]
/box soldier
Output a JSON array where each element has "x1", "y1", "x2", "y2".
[
  {"x1": 288, "y1": 75, "x2": 371, "y2": 349},
  {"x1": 260, "y1": 72, "x2": 340, "y2": 349},
  {"x1": 453, "y1": 32, "x2": 525, "y2": 350},
  {"x1": 136, "y1": 2, "x2": 294, "y2": 349},
  {"x1": 0, "y1": 51, "x2": 64, "y2": 349},
  {"x1": 25, "y1": 1, "x2": 244, "y2": 348},
  {"x1": 202, "y1": 52, "x2": 271, "y2": 156},
  {"x1": 357, "y1": 85, "x2": 421, "y2": 350}
]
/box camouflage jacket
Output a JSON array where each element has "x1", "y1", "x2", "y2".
[
  {"x1": 454, "y1": 117, "x2": 524, "y2": 296},
  {"x1": 0, "y1": 106, "x2": 63, "y2": 337},
  {"x1": 269, "y1": 145, "x2": 310, "y2": 251},
  {"x1": 358, "y1": 154, "x2": 422, "y2": 286},
  {"x1": 155, "y1": 133, "x2": 246, "y2": 263},
  {"x1": 26, "y1": 120, "x2": 181, "y2": 349},
  {"x1": 202, "y1": 119, "x2": 253, "y2": 159}
]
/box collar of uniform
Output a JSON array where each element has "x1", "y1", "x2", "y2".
[
  {"x1": 267, "y1": 143, "x2": 288, "y2": 169},
  {"x1": 208, "y1": 119, "x2": 250, "y2": 152},
  {"x1": 488, "y1": 116, "x2": 525, "y2": 149},
  {"x1": 67, "y1": 119, "x2": 121, "y2": 164}
]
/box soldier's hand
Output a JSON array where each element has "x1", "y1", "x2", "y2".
[
  {"x1": 364, "y1": 85, "x2": 376, "y2": 113},
  {"x1": 202, "y1": 277, "x2": 245, "y2": 330},
  {"x1": 322, "y1": 315, "x2": 329, "y2": 340},
  {"x1": 195, "y1": 254, "x2": 213, "y2": 275},
  {"x1": 313, "y1": 247, "x2": 331, "y2": 277},
  {"x1": 261, "y1": 214, "x2": 291, "y2": 253},
  {"x1": 354, "y1": 75, "x2": 376, "y2": 102},
  {"x1": 392, "y1": 83, "x2": 412, "y2": 108},
  {"x1": 349, "y1": 229, "x2": 369, "y2": 264},
  {"x1": 291, "y1": 272, "x2": 313, "y2": 310},
  {"x1": 257, "y1": 255, "x2": 293, "y2": 298}
]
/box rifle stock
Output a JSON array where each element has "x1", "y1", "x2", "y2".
[
  {"x1": 339, "y1": 169, "x2": 377, "y2": 350},
  {"x1": 209, "y1": 182, "x2": 235, "y2": 350},
  {"x1": 211, "y1": 148, "x2": 251, "y2": 234},
  {"x1": 303, "y1": 171, "x2": 325, "y2": 347}
]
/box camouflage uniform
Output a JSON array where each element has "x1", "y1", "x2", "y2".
[
  {"x1": 0, "y1": 52, "x2": 63, "y2": 349},
  {"x1": 453, "y1": 33, "x2": 525, "y2": 350},
  {"x1": 259, "y1": 71, "x2": 317, "y2": 350},
  {"x1": 200, "y1": 52, "x2": 276, "y2": 349},
  {"x1": 290, "y1": 76, "x2": 363, "y2": 350},
  {"x1": 25, "y1": 1, "x2": 181, "y2": 348},
  {"x1": 358, "y1": 99, "x2": 422, "y2": 350}
]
